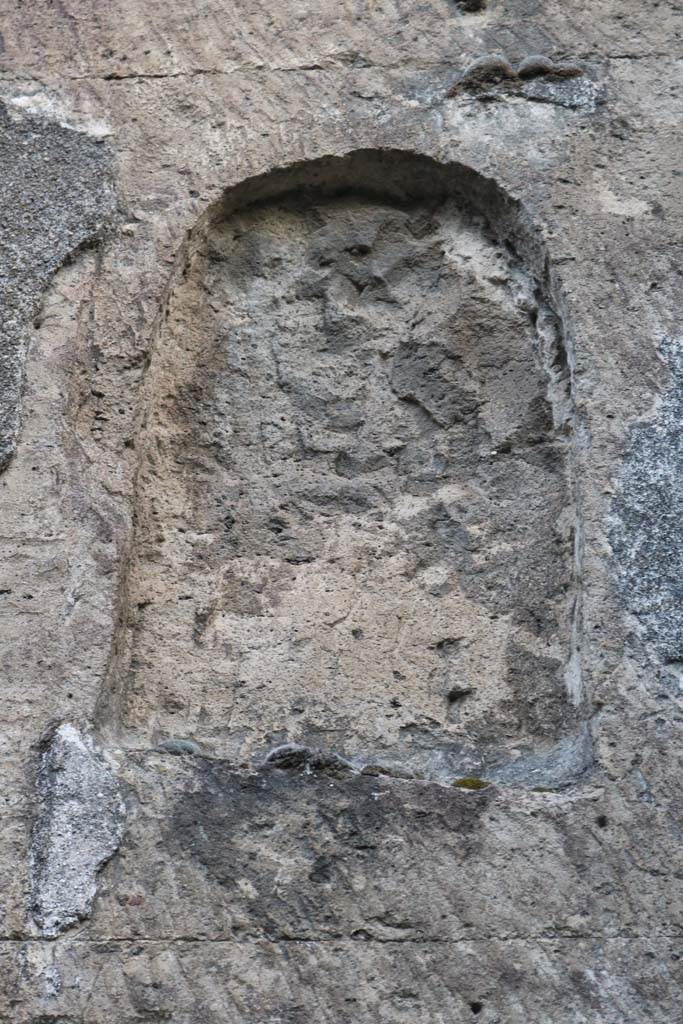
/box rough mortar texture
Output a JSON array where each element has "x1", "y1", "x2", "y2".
[
  {"x1": 610, "y1": 335, "x2": 683, "y2": 669},
  {"x1": 0, "y1": 1, "x2": 681, "y2": 1022}
]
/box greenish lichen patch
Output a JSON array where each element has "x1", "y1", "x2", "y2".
[{"x1": 451, "y1": 776, "x2": 492, "y2": 790}]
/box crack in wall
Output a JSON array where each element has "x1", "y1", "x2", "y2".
[
  {"x1": 2, "y1": 931, "x2": 678, "y2": 946},
  {"x1": 45, "y1": 52, "x2": 667, "y2": 85}
]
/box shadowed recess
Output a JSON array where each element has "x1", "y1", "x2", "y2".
[{"x1": 98, "y1": 149, "x2": 589, "y2": 788}]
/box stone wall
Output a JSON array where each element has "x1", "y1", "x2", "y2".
[{"x1": 0, "y1": 2, "x2": 680, "y2": 1022}]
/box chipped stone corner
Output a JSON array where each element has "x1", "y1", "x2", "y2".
[
  {"x1": 30, "y1": 723, "x2": 126, "y2": 938},
  {"x1": 445, "y1": 52, "x2": 601, "y2": 111}
]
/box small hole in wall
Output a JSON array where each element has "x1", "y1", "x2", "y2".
[
  {"x1": 447, "y1": 685, "x2": 472, "y2": 704},
  {"x1": 596, "y1": 814, "x2": 609, "y2": 828},
  {"x1": 454, "y1": 0, "x2": 486, "y2": 12},
  {"x1": 469, "y1": 1001, "x2": 484, "y2": 1015}
]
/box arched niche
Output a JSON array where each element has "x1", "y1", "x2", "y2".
[{"x1": 105, "y1": 149, "x2": 589, "y2": 787}]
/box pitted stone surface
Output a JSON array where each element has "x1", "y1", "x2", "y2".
[{"x1": 118, "y1": 187, "x2": 584, "y2": 783}]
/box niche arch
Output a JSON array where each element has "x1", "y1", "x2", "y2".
[{"x1": 104, "y1": 149, "x2": 589, "y2": 787}]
